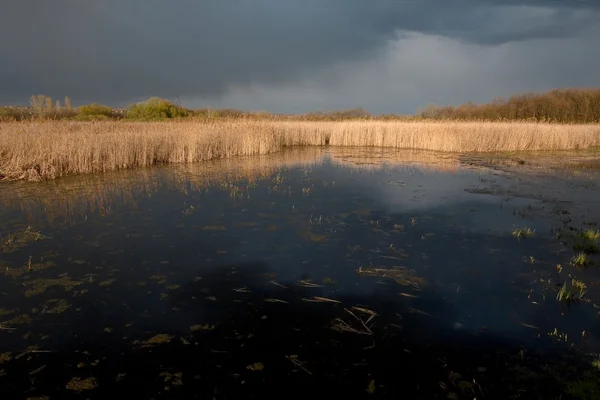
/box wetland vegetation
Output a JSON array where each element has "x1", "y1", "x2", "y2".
[
  {"x1": 1, "y1": 148, "x2": 600, "y2": 398},
  {"x1": 0, "y1": 118, "x2": 599, "y2": 182},
  {"x1": 1, "y1": 87, "x2": 600, "y2": 398},
  {"x1": 1, "y1": 87, "x2": 599, "y2": 182}
]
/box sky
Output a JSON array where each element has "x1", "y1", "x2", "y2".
[{"x1": 1, "y1": 0, "x2": 599, "y2": 114}]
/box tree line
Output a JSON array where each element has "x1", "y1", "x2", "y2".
[
  {"x1": 418, "y1": 88, "x2": 600, "y2": 123},
  {"x1": 2, "y1": 88, "x2": 600, "y2": 123}
]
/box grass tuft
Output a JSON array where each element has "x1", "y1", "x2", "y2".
[
  {"x1": 512, "y1": 227, "x2": 536, "y2": 239},
  {"x1": 571, "y1": 252, "x2": 593, "y2": 268},
  {"x1": 580, "y1": 229, "x2": 600, "y2": 242},
  {"x1": 556, "y1": 279, "x2": 586, "y2": 303}
]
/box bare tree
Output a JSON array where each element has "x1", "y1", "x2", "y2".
[{"x1": 29, "y1": 95, "x2": 47, "y2": 115}]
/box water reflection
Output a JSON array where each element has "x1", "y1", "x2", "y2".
[{"x1": 1, "y1": 148, "x2": 600, "y2": 398}]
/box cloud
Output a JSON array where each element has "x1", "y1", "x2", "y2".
[
  {"x1": 1, "y1": 0, "x2": 599, "y2": 111},
  {"x1": 194, "y1": 21, "x2": 600, "y2": 114}
]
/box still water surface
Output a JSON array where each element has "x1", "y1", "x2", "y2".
[{"x1": 1, "y1": 148, "x2": 599, "y2": 399}]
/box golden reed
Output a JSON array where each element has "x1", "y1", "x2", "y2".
[{"x1": 1, "y1": 120, "x2": 598, "y2": 181}]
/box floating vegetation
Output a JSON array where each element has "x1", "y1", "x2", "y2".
[
  {"x1": 331, "y1": 308, "x2": 375, "y2": 335},
  {"x1": 351, "y1": 306, "x2": 378, "y2": 316},
  {"x1": 98, "y1": 278, "x2": 117, "y2": 287},
  {"x1": 247, "y1": 362, "x2": 264, "y2": 372},
  {"x1": 309, "y1": 233, "x2": 328, "y2": 243},
  {"x1": 0, "y1": 353, "x2": 12, "y2": 364},
  {"x1": 43, "y1": 299, "x2": 71, "y2": 314},
  {"x1": 512, "y1": 227, "x2": 535, "y2": 239},
  {"x1": 299, "y1": 280, "x2": 323, "y2": 288},
  {"x1": 201, "y1": 225, "x2": 226, "y2": 231},
  {"x1": 2, "y1": 314, "x2": 33, "y2": 326},
  {"x1": 1, "y1": 226, "x2": 48, "y2": 253},
  {"x1": 23, "y1": 276, "x2": 83, "y2": 297},
  {"x1": 66, "y1": 377, "x2": 98, "y2": 392},
  {"x1": 160, "y1": 371, "x2": 183, "y2": 388},
  {"x1": 0, "y1": 309, "x2": 16, "y2": 317},
  {"x1": 190, "y1": 324, "x2": 215, "y2": 332},
  {"x1": 571, "y1": 252, "x2": 593, "y2": 267},
  {"x1": 269, "y1": 280, "x2": 287, "y2": 289},
  {"x1": 3, "y1": 260, "x2": 56, "y2": 278},
  {"x1": 302, "y1": 296, "x2": 341, "y2": 304},
  {"x1": 134, "y1": 334, "x2": 172, "y2": 347},
  {"x1": 286, "y1": 355, "x2": 312, "y2": 375},
  {"x1": 265, "y1": 298, "x2": 289, "y2": 304},
  {"x1": 399, "y1": 292, "x2": 419, "y2": 299},
  {"x1": 357, "y1": 266, "x2": 425, "y2": 290}
]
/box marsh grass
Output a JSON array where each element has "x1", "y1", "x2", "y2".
[
  {"x1": 580, "y1": 229, "x2": 600, "y2": 242},
  {"x1": 512, "y1": 227, "x2": 536, "y2": 239},
  {"x1": 557, "y1": 227, "x2": 600, "y2": 254},
  {"x1": 556, "y1": 279, "x2": 586, "y2": 304},
  {"x1": 571, "y1": 252, "x2": 593, "y2": 268},
  {"x1": 573, "y1": 241, "x2": 600, "y2": 254},
  {"x1": 1, "y1": 120, "x2": 600, "y2": 181}
]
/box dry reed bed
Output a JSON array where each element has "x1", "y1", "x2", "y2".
[{"x1": 1, "y1": 120, "x2": 599, "y2": 181}]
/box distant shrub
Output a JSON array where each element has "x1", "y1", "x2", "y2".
[
  {"x1": 72, "y1": 113, "x2": 111, "y2": 121},
  {"x1": 0, "y1": 107, "x2": 23, "y2": 121},
  {"x1": 418, "y1": 88, "x2": 600, "y2": 123},
  {"x1": 78, "y1": 103, "x2": 113, "y2": 118},
  {"x1": 0, "y1": 106, "x2": 76, "y2": 121},
  {"x1": 303, "y1": 108, "x2": 372, "y2": 121},
  {"x1": 127, "y1": 98, "x2": 189, "y2": 121}
]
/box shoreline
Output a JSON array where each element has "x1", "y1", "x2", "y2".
[{"x1": 1, "y1": 120, "x2": 599, "y2": 182}]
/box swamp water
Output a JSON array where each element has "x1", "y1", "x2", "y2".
[{"x1": 1, "y1": 147, "x2": 600, "y2": 399}]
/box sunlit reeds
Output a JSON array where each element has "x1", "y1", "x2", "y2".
[{"x1": 1, "y1": 120, "x2": 599, "y2": 181}]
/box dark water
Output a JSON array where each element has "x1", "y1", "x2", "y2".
[{"x1": 1, "y1": 148, "x2": 600, "y2": 399}]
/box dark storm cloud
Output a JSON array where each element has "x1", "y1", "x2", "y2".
[{"x1": 0, "y1": 0, "x2": 598, "y2": 106}]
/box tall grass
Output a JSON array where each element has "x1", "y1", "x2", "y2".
[{"x1": 0, "y1": 120, "x2": 599, "y2": 181}]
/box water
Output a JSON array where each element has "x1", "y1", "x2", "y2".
[{"x1": 1, "y1": 148, "x2": 600, "y2": 399}]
